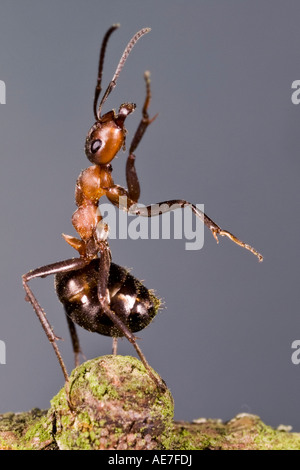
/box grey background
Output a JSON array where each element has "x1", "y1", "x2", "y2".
[{"x1": 0, "y1": 0, "x2": 299, "y2": 429}]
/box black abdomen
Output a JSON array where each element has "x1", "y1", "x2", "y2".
[{"x1": 55, "y1": 259, "x2": 159, "y2": 337}]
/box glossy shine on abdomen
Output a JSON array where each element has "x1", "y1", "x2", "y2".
[{"x1": 55, "y1": 259, "x2": 160, "y2": 337}]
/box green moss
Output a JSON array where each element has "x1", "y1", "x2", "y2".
[
  {"x1": 167, "y1": 415, "x2": 300, "y2": 450},
  {"x1": 21, "y1": 415, "x2": 53, "y2": 449},
  {"x1": 170, "y1": 425, "x2": 222, "y2": 450},
  {"x1": 0, "y1": 436, "x2": 11, "y2": 450},
  {"x1": 254, "y1": 423, "x2": 300, "y2": 450},
  {"x1": 48, "y1": 355, "x2": 173, "y2": 450},
  {"x1": 0, "y1": 409, "x2": 54, "y2": 450},
  {"x1": 3, "y1": 358, "x2": 300, "y2": 450}
]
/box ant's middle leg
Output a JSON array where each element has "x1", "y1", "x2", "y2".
[
  {"x1": 129, "y1": 199, "x2": 263, "y2": 261},
  {"x1": 126, "y1": 72, "x2": 157, "y2": 203},
  {"x1": 22, "y1": 257, "x2": 90, "y2": 382},
  {"x1": 106, "y1": 187, "x2": 263, "y2": 261},
  {"x1": 65, "y1": 314, "x2": 82, "y2": 367}
]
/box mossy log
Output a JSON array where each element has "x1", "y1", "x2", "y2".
[{"x1": 0, "y1": 355, "x2": 299, "y2": 450}]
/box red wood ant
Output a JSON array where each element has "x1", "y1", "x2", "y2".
[{"x1": 22, "y1": 25, "x2": 263, "y2": 392}]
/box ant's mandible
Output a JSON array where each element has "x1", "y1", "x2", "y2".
[{"x1": 23, "y1": 25, "x2": 263, "y2": 392}]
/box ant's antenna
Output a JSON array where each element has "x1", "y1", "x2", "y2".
[
  {"x1": 93, "y1": 24, "x2": 120, "y2": 121},
  {"x1": 97, "y1": 27, "x2": 151, "y2": 119}
]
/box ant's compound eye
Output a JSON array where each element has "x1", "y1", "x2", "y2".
[{"x1": 91, "y1": 139, "x2": 102, "y2": 154}]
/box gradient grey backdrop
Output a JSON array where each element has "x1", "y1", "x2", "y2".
[{"x1": 1, "y1": 0, "x2": 299, "y2": 430}]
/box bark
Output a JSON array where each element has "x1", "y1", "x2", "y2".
[{"x1": 0, "y1": 355, "x2": 299, "y2": 450}]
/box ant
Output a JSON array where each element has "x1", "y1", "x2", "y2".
[{"x1": 23, "y1": 25, "x2": 263, "y2": 393}]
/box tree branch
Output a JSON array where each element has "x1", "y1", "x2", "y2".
[{"x1": 0, "y1": 356, "x2": 299, "y2": 450}]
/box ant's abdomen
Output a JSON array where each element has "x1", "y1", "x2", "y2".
[{"x1": 55, "y1": 259, "x2": 160, "y2": 337}]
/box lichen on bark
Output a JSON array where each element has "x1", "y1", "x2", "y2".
[{"x1": 1, "y1": 355, "x2": 300, "y2": 450}]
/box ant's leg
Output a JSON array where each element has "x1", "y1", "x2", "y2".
[
  {"x1": 112, "y1": 337, "x2": 118, "y2": 355},
  {"x1": 130, "y1": 199, "x2": 263, "y2": 261},
  {"x1": 65, "y1": 314, "x2": 82, "y2": 367},
  {"x1": 106, "y1": 187, "x2": 263, "y2": 261},
  {"x1": 22, "y1": 258, "x2": 89, "y2": 381},
  {"x1": 126, "y1": 72, "x2": 157, "y2": 202},
  {"x1": 97, "y1": 243, "x2": 166, "y2": 390},
  {"x1": 129, "y1": 72, "x2": 157, "y2": 156}
]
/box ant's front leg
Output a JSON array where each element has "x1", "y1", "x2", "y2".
[
  {"x1": 97, "y1": 242, "x2": 166, "y2": 391},
  {"x1": 126, "y1": 72, "x2": 157, "y2": 203}
]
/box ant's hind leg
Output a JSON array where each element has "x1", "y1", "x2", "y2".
[{"x1": 97, "y1": 243, "x2": 166, "y2": 391}]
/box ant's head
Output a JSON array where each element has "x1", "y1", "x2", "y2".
[
  {"x1": 85, "y1": 25, "x2": 150, "y2": 166},
  {"x1": 85, "y1": 103, "x2": 135, "y2": 165}
]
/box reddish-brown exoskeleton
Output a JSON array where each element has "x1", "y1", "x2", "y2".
[{"x1": 23, "y1": 25, "x2": 263, "y2": 392}]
